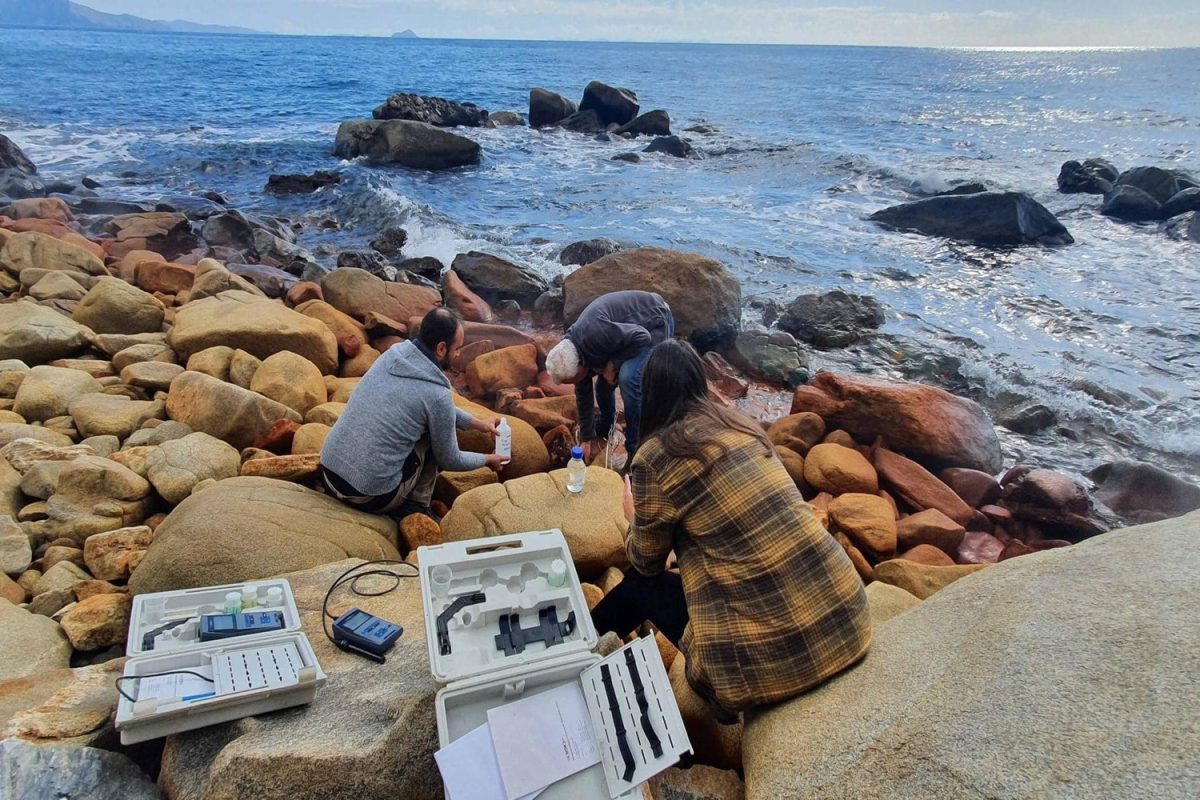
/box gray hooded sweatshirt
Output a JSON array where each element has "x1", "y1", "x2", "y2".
[{"x1": 320, "y1": 339, "x2": 487, "y2": 496}]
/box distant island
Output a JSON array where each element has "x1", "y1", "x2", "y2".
[
  {"x1": 392, "y1": 29, "x2": 419, "y2": 39},
  {"x1": 0, "y1": 0, "x2": 265, "y2": 34}
]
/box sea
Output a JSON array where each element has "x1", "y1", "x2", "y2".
[{"x1": 1, "y1": 30, "x2": 1197, "y2": 484}]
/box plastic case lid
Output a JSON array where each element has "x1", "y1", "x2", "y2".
[
  {"x1": 418, "y1": 530, "x2": 598, "y2": 685},
  {"x1": 125, "y1": 578, "x2": 302, "y2": 658}
]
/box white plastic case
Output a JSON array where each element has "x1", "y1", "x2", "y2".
[
  {"x1": 419, "y1": 530, "x2": 691, "y2": 800},
  {"x1": 114, "y1": 579, "x2": 327, "y2": 745}
]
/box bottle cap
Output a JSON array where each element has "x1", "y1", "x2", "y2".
[
  {"x1": 571, "y1": 446, "x2": 584, "y2": 459},
  {"x1": 548, "y1": 559, "x2": 568, "y2": 587},
  {"x1": 225, "y1": 592, "x2": 241, "y2": 603}
]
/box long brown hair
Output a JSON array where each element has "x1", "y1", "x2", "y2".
[{"x1": 639, "y1": 339, "x2": 773, "y2": 471}]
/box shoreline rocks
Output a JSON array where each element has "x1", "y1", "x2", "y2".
[
  {"x1": 869, "y1": 191, "x2": 1074, "y2": 247},
  {"x1": 373, "y1": 92, "x2": 490, "y2": 128},
  {"x1": 333, "y1": 119, "x2": 482, "y2": 170}
]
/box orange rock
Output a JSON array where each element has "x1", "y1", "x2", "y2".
[
  {"x1": 879, "y1": 489, "x2": 899, "y2": 520},
  {"x1": 451, "y1": 339, "x2": 495, "y2": 373},
  {"x1": 655, "y1": 631, "x2": 679, "y2": 671},
  {"x1": 875, "y1": 447, "x2": 974, "y2": 527},
  {"x1": 296, "y1": 299, "x2": 369, "y2": 353},
  {"x1": 873, "y1": 559, "x2": 989, "y2": 600},
  {"x1": 442, "y1": 269, "x2": 496, "y2": 323},
  {"x1": 4, "y1": 197, "x2": 74, "y2": 223},
  {"x1": 803, "y1": 442, "x2": 879, "y2": 495},
  {"x1": 828, "y1": 493, "x2": 897, "y2": 562},
  {"x1": 340, "y1": 344, "x2": 381, "y2": 378},
  {"x1": 896, "y1": 508, "x2": 966, "y2": 556},
  {"x1": 509, "y1": 395, "x2": 577, "y2": 433},
  {"x1": 433, "y1": 467, "x2": 499, "y2": 507},
  {"x1": 536, "y1": 370, "x2": 576, "y2": 398},
  {"x1": 834, "y1": 532, "x2": 875, "y2": 583},
  {"x1": 582, "y1": 583, "x2": 604, "y2": 610},
  {"x1": 776, "y1": 447, "x2": 809, "y2": 496},
  {"x1": 767, "y1": 412, "x2": 826, "y2": 456},
  {"x1": 73, "y1": 579, "x2": 125, "y2": 601},
  {"x1": 117, "y1": 250, "x2": 164, "y2": 282},
  {"x1": 542, "y1": 424, "x2": 575, "y2": 469},
  {"x1": 466, "y1": 344, "x2": 539, "y2": 398},
  {"x1": 239, "y1": 453, "x2": 321, "y2": 482},
  {"x1": 62, "y1": 233, "x2": 105, "y2": 259},
  {"x1": 372, "y1": 336, "x2": 403, "y2": 353},
  {"x1": 790, "y1": 372, "x2": 1001, "y2": 473},
  {"x1": 822, "y1": 429, "x2": 857, "y2": 448},
  {"x1": 286, "y1": 281, "x2": 323, "y2": 307},
  {"x1": 900, "y1": 543, "x2": 956, "y2": 567},
  {"x1": 251, "y1": 418, "x2": 302, "y2": 454},
  {"x1": 362, "y1": 311, "x2": 408, "y2": 338},
  {"x1": 136, "y1": 261, "x2": 195, "y2": 294},
  {"x1": 399, "y1": 513, "x2": 442, "y2": 553}
]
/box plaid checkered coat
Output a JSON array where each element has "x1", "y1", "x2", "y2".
[{"x1": 627, "y1": 423, "x2": 872, "y2": 712}]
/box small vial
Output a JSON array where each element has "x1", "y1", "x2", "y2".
[
  {"x1": 266, "y1": 587, "x2": 284, "y2": 608},
  {"x1": 241, "y1": 585, "x2": 259, "y2": 609},
  {"x1": 566, "y1": 447, "x2": 586, "y2": 494},
  {"x1": 547, "y1": 559, "x2": 568, "y2": 588},
  {"x1": 224, "y1": 592, "x2": 242, "y2": 615}
]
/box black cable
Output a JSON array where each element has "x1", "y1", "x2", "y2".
[
  {"x1": 115, "y1": 670, "x2": 215, "y2": 703},
  {"x1": 321, "y1": 559, "x2": 420, "y2": 646}
]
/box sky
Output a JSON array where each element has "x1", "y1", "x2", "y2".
[{"x1": 79, "y1": 0, "x2": 1200, "y2": 47}]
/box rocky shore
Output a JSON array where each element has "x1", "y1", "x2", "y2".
[{"x1": 2, "y1": 111, "x2": 1199, "y2": 800}]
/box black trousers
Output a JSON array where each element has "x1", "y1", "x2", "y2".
[{"x1": 589, "y1": 568, "x2": 690, "y2": 647}]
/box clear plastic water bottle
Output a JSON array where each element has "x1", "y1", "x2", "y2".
[
  {"x1": 567, "y1": 446, "x2": 587, "y2": 494},
  {"x1": 496, "y1": 417, "x2": 512, "y2": 465}
]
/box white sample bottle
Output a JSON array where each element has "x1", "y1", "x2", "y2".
[
  {"x1": 496, "y1": 417, "x2": 512, "y2": 465},
  {"x1": 567, "y1": 447, "x2": 587, "y2": 493},
  {"x1": 241, "y1": 585, "x2": 258, "y2": 609}
]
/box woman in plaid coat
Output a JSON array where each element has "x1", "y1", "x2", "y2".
[{"x1": 591, "y1": 339, "x2": 872, "y2": 717}]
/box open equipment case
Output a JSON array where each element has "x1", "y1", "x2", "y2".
[
  {"x1": 114, "y1": 579, "x2": 327, "y2": 745},
  {"x1": 419, "y1": 529, "x2": 692, "y2": 800}
]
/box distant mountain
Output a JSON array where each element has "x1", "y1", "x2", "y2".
[
  {"x1": 0, "y1": 0, "x2": 265, "y2": 34},
  {"x1": 392, "y1": 29, "x2": 419, "y2": 39}
]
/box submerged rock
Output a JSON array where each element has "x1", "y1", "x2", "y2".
[
  {"x1": 1101, "y1": 185, "x2": 1162, "y2": 222},
  {"x1": 869, "y1": 191, "x2": 1073, "y2": 246},
  {"x1": 556, "y1": 109, "x2": 605, "y2": 134},
  {"x1": 1057, "y1": 158, "x2": 1118, "y2": 194},
  {"x1": 777, "y1": 290, "x2": 884, "y2": 349},
  {"x1": 1089, "y1": 460, "x2": 1200, "y2": 523},
  {"x1": 333, "y1": 119, "x2": 481, "y2": 170},
  {"x1": 489, "y1": 111, "x2": 525, "y2": 127},
  {"x1": 1161, "y1": 211, "x2": 1200, "y2": 242},
  {"x1": 529, "y1": 88, "x2": 578, "y2": 128},
  {"x1": 1113, "y1": 165, "x2": 1198, "y2": 206},
  {"x1": 558, "y1": 237, "x2": 622, "y2": 267},
  {"x1": 644, "y1": 135, "x2": 699, "y2": 159},
  {"x1": 615, "y1": 110, "x2": 671, "y2": 137},
  {"x1": 450, "y1": 251, "x2": 550, "y2": 309},
  {"x1": 372, "y1": 92, "x2": 490, "y2": 127},
  {"x1": 579, "y1": 81, "x2": 639, "y2": 126},
  {"x1": 265, "y1": 170, "x2": 341, "y2": 194}
]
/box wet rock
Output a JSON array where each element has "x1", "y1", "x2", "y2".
[
  {"x1": 612, "y1": 152, "x2": 642, "y2": 164},
  {"x1": 557, "y1": 109, "x2": 605, "y2": 134},
  {"x1": 559, "y1": 237, "x2": 622, "y2": 267},
  {"x1": 450, "y1": 251, "x2": 550, "y2": 309},
  {"x1": 777, "y1": 290, "x2": 884, "y2": 348},
  {"x1": 829, "y1": 493, "x2": 897, "y2": 561},
  {"x1": 1057, "y1": 158, "x2": 1118, "y2": 194},
  {"x1": 370, "y1": 226, "x2": 408, "y2": 255},
  {"x1": 564, "y1": 247, "x2": 741, "y2": 352},
  {"x1": 265, "y1": 170, "x2": 341, "y2": 194},
  {"x1": 792, "y1": 372, "x2": 1001, "y2": 473},
  {"x1": 1114, "y1": 165, "x2": 1198, "y2": 205},
  {"x1": 200, "y1": 211, "x2": 256, "y2": 253},
  {"x1": 615, "y1": 110, "x2": 671, "y2": 137},
  {"x1": 1160, "y1": 211, "x2": 1200, "y2": 242},
  {"x1": 337, "y1": 249, "x2": 397, "y2": 281},
  {"x1": 580, "y1": 82, "x2": 640, "y2": 126},
  {"x1": 875, "y1": 448, "x2": 974, "y2": 526},
  {"x1": 644, "y1": 135, "x2": 699, "y2": 159},
  {"x1": 1161, "y1": 187, "x2": 1200, "y2": 219},
  {"x1": 129, "y1": 477, "x2": 399, "y2": 594},
  {"x1": 532, "y1": 289, "x2": 565, "y2": 327},
  {"x1": 372, "y1": 92, "x2": 489, "y2": 127},
  {"x1": 1001, "y1": 468, "x2": 1105, "y2": 541},
  {"x1": 1089, "y1": 460, "x2": 1200, "y2": 523},
  {"x1": 731, "y1": 328, "x2": 810, "y2": 389},
  {"x1": 104, "y1": 212, "x2": 197, "y2": 260},
  {"x1": 1000, "y1": 403, "x2": 1057, "y2": 434},
  {"x1": 0, "y1": 134, "x2": 36, "y2": 175},
  {"x1": 1101, "y1": 185, "x2": 1163, "y2": 222},
  {"x1": 169, "y1": 289, "x2": 338, "y2": 374},
  {"x1": 937, "y1": 467, "x2": 1001, "y2": 508},
  {"x1": 229, "y1": 263, "x2": 298, "y2": 299},
  {"x1": 489, "y1": 111, "x2": 524, "y2": 126},
  {"x1": 165, "y1": 371, "x2": 302, "y2": 451},
  {"x1": 529, "y1": 88, "x2": 578, "y2": 128},
  {"x1": 869, "y1": 191, "x2": 1074, "y2": 246},
  {"x1": 333, "y1": 119, "x2": 482, "y2": 170},
  {"x1": 441, "y1": 268, "x2": 495, "y2": 323}
]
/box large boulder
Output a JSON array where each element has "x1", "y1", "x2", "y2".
[
  {"x1": 529, "y1": 88, "x2": 578, "y2": 128},
  {"x1": 450, "y1": 252, "x2": 550, "y2": 309},
  {"x1": 1101, "y1": 185, "x2": 1163, "y2": 222},
  {"x1": 442, "y1": 466, "x2": 629, "y2": 578},
  {"x1": 333, "y1": 119, "x2": 482, "y2": 170},
  {"x1": 35, "y1": 456, "x2": 152, "y2": 546},
  {"x1": 157, "y1": 558, "x2": 440, "y2": 800},
  {"x1": 250, "y1": 351, "x2": 327, "y2": 417},
  {"x1": 145, "y1": 432, "x2": 241, "y2": 505},
  {"x1": 0, "y1": 740, "x2": 163, "y2": 800},
  {"x1": 169, "y1": 290, "x2": 338, "y2": 375},
  {"x1": 68, "y1": 394, "x2": 166, "y2": 440},
  {"x1": 1161, "y1": 187, "x2": 1200, "y2": 220},
  {"x1": 1114, "y1": 165, "x2": 1198, "y2": 206},
  {"x1": 0, "y1": 232, "x2": 107, "y2": 278},
  {"x1": 615, "y1": 110, "x2": 671, "y2": 137},
  {"x1": 1089, "y1": 460, "x2": 1200, "y2": 523},
  {"x1": 742, "y1": 513, "x2": 1200, "y2": 799},
  {"x1": 790, "y1": 372, "x2": 1002, "y2": 473},
  {"x1": 579, "y1": 81, "x2": 639, "y2": 126},
  {"x1": 777, "y1": 290, "x2": 884, "y2": 349},
  {"x1": 466, "y1": 344, "x2": 539, "y2": 398},
  {"x1": 564, "y1": 247, "x2": 741, "y2": 351},
  {"x1": 1056, "y1": 158, "x2": 1118, "y2": 194},
  {"x1": 165, "y1": 371, "x2": 302, "y2": 451},
  {"x1": 453, "y1": 394, "x2": 550, "y2": 479},
  {"x1": 0, "y1": 299, "x2": 92, "y2": 363},
  {"x1": 71, "y1": 278, "x2": 164, "y2": 335},
  {"x1": 372, "y1": 92, "x2": 489, "y2": 127},
  {"x1": 0, "y1": 134, "x2": 36, "y2": 174},
  {"x1": 0, "y1": 601, "x2": 71, "y2": 682},
  {"x1": 731, "y1": 329, "x2": 810, "y2": 389},
  {"x1": 321, "y1": 267, "x2": 441, "y2": 324},
  {"x1": 129, "y1": 478, "x2": 399, "y2": 595},
  {"x1": 868, "y1": 192, "x2": 1074, "y2": 246},
  {"x1": 12, "y1": 366, "x2": 102, "y2": 423}
]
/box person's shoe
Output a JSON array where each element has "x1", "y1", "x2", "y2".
[{"x1": 394, "y1": 501, "x2": 442, "y2": 525}]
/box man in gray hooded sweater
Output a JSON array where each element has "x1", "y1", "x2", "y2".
[{"x1": 320, "y1": 308, "x2": 506, "y2": 518}]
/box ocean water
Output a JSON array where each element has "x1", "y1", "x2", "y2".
[{"x1": 2, "y1": 30, "x2": 1198, "y2": 483}]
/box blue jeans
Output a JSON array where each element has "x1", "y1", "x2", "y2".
[{"x1": 596, "y1": 312, "x2": 675, "y2": 457}]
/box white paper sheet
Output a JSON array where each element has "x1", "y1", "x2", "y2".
[
  {"x1": 435, "y1": 723, "x2": 542, "y2": 800},
  {"x1": 488, "y1": 683, "x2": 601, "y2": 800},
  {"x1": 136, "y1": 665, "x2": 216, "y2": 703}
]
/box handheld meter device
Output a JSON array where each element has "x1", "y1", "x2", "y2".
[
  {"x1": 199, "y1": 610, "x2": 286, "y2": 641},
  {"x1": 332, "y1": 608, "x2": 404, "y2": 661}
]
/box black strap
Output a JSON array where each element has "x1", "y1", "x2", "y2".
[
  {"x1": 601, "y1": 663, "x2": 637, "y2": 782},
  {"x1": 436, "y1": 593, "x2": 486, "y2": 655},
  {"x1": 494, "y1": 607, "x2": 576, "y2": 656},
  {"x1": 625, "y1": 649, "x2": 663, "y2": 758}
]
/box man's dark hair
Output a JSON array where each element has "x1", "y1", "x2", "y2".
[{"x1": 418, "y1": 307, "x2": 462, "y2": 351}]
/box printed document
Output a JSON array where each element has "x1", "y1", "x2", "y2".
[
  {"x1": 488, "y1": 682, "x2": 600, "y2": 800},
  {"x1": 435, "y1": 723, "x2": 542, "y2": 800}
]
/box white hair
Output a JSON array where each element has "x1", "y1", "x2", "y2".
[{"x1": 546, "y1": 339, "x2": 583, "y2": 384}]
